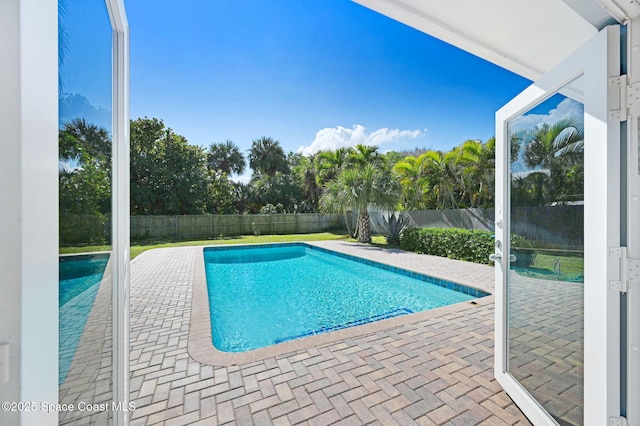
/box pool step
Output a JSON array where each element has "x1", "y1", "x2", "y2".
[{"x1": 274, "y1": 308, "x2": 413, "y2": 344}]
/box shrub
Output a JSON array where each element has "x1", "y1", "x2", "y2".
[
  {"x1": 59, "y1": 214, "x2": 108, "y2": 246},
  {"x1": 400, "y1": 227, "x2": 538, "y2": 267},
  {"x1": 383, "y1": 212, "x2": 412, "y2": 246},
  {"x1": 259, "y1": 203, "x2": 285, "y2": 214},
  {"x1": 400, "y1": 227, "x2": 494, "y2": 264},
  {"x1": 511, "y1": 233, "x2": 537, "y2": 267}
]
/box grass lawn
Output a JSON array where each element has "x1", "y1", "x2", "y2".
[
  {"x1": 59, "y1": 232, "x2": 375, "y2": 259},
  {"x1": 514, "y1": 252, "x2": 584, "y2": 282},
  {"x1": 368, "y1": 235, "x2": 387, "y2": 245}
]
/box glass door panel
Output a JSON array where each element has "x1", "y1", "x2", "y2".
[
  {"x1": 58, "y1": 0, "x2": 113, "y2": 423},
  {"x1": 496, "y1": 25, "x2": 622, "y2": 425},
  {"x1": 507, "y1": 81, "x2": 584, "y2": 425}
]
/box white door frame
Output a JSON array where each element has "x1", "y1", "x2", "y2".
[
  {"x1": 105, "y1": 1, "x2": 130, "y2": 425},
  {"x1": 626, "y1": 18, "x2": 640, "y2": 426},
  {"x1": 494, "y1": 25, "x2": 621, "y2": 425}
]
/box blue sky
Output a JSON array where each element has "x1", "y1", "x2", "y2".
[{"x1": 61, "y1": 0, "x2": 532, "y2": 166}]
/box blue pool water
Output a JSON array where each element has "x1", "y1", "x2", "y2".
[
  {"x1": 204, "y1": 244, "x2": 484, "y2": 352},
  {"x1": 59, "y1": 254, "x2": 109, "y2": 384},
  {"x1": 59, "y1": 255, "x2": 109, "y2": 306}
]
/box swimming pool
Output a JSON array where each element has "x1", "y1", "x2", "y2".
[
  {"x1": 204, "y1": 243, "x2": 487, "y2": 352},
  {"x1": 59, "y1": 253, "x2": 109, "y2": 384}
]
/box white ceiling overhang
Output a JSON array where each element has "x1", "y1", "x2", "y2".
[{"x1": 353, "y1": 0, "x2": 640, "y2": 81}]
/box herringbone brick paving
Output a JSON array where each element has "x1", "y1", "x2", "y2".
[
  {"x1": 126, "y1": 243, "x2": 532, "y2": 425},
  {"x1": 508, "y1": 271, "x2": 583, "y2": 425}
]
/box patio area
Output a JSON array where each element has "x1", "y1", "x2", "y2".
[{"x1": 62, "y1": 241, "x2": 533, "y2": 425}]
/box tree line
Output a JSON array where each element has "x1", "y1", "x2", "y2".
[{"x1": 59, "y1": 116, "x2": 584, "y2": 242}]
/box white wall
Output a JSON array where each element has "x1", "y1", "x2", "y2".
[
  {"x1": 0, "y1": 0, "x2": 59, "y2": 425},
  {"x1": 0, "y1": 0, "x2": 24, "y2": 422}
]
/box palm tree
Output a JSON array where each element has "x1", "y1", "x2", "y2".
[
  {"x1": 59, "y1": 118, "x2": 111, "y2": 164},
  {"x1": 248, "y1": 136, "x2": 288, "y2": 177},
  {"x1": 313, "y1": 147, "x2": 348, "y2": 186},
  {"x1": 318, "y1": 179, "x2": 355, "y2": 237},
  {"x1": 320, "y1": 163, "x2": 401, "y2": 243},
  {"x1": 524, "y1": 118, "x2": 584, "y2": 203},
  {"x1": 207, "y1": 140, "x2": 246, "y2": 175},
  {"x1": 289, "y1": 154, "x2": 321, "y2": 212},
  {"x1": 347, "y1": 144, "x2": 380, "y2": 168},
  {"x1": 457, "y1": 139, "x2": 495, "y2": 208},
  {"x1": 58, "y1": 119, "x2": 111, "y2": 216},
  {"x1": 524, "y1": 118, "x2": 583, "y2": 170},
  {"x1": 393, "y1": 153, "x2": 430, "y2": 210},
  {"x1": 421, "y1": 149, "x2": 461, "y2": 209}
]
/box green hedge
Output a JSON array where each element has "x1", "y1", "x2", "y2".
[
  {"x1": 400, "y1": 227, "x2": 494, "y2": 264},
  {"x1": 60, "y1": 214, "x2": 108, "y2": 246}
]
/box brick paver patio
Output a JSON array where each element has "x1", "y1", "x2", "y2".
[
  {"x1": 60, "y1": 241, "x2": 537, "y2": 425},
  {"x1": 508, "y1": 272, "x2": 583, "y2": 425},
  {"x1": 127, "y1": 242, "x2": 531, "y2": 425}
]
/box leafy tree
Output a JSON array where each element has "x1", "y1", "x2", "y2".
[
  {"x1": 249, "y1": 136, "x2": 288, "y2": 177},
  {"x1": 59, "y1": 163, "x2": 110, "y2": 216},
  {"x1": 207, "y1": 140, "x2": 246, "y2": 175},
  {"x1": 511, "y1": 172, "x2": 551, "y2": 206},
  {"x1": 320, "y1": 163, "x2": 401, "y2": 243},
  {"x1": 130, "y1": 117, "x2": 209, "y2": 215},
  {"x1": 58, "y1": 119, "x2": 111, "y2": 216},
  {"x1": 231, "y1": 182, "x2": 252, "y2": 214},
  {"x1": 393, "y1": 139, "x2": 496, "y2": 210},
  {"x1": 63, "y1": 115, "x2": 588, "y2": 226},
  {"x1": 247, "y1": 172, "x2": 304, "y2": 213},
  {"x1": 289, "y1": 153, "x2": 321, "y2": 212},
  {"x1": 381, "y1": 151, "x2": 405, "y2": 169},
  {"x1": 206, "y1": 170, "x2": 237, "y2": 214}
]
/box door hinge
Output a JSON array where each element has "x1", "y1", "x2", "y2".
[
  {"x1": 609, "y1": 75, "x2": 640, "y2": 121},
  {"x1": 609, "y1": 280, "x2": 627, "y2": 293},
  {"x1": 609, "y1": 75, "x2": 627, "y2": 121},
  {"x1": 628, "y1": 81, "x2": 640, "y2": 111},
  {"x1": 609, "y1": 416, "x2": 627, "y2": 426},
  {"x1": 609, "y1": 247, "x2": 640, "y2": 293},
  {"x1": 607, "y1": 74, "x2": 640, "y2": 122}
]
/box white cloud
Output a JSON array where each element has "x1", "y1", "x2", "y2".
[
  {"x1": 297, "y1": 124, "x2": 424, "y2": 156},
  {"x1": 230, "y1": 172, "x2": 251, "y2": 185},
  {"x1": 510, "y1": 98, "x2": 583, "y2": 133},
  {"x1": 58, "y1": 159, "x2": 80, "y2": 173}
]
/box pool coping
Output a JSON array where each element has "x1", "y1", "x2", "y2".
[
  {"x1": 187, "y1": 242, "x2": 494, "y2": 366},
  {"x1": 59, "y1": 251, "x2": 111, "y2": 259}
]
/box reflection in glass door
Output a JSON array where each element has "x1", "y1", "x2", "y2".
[
  {"x1": 496, "y1": 25, "x2": 621, "y2": 425},
  {"x1": 507, "y1": 82, "x2": 584, "y2": 425},
  {"x1": 58, "y1": 0, "x2": 113, "y2": 424}
]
